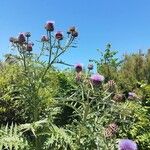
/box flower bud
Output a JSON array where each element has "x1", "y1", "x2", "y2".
[
  {"x1": 27, "y1": 44, "x2": 33, "y2": 52},
  {"x1": 18, "y1": 33, "x2": 26, "y2": 43},
  {"x1": 67, "y1": 26, "x2": 76, "y2": 34},
  {"x1": 25, "y1": 32, "x2": 31, "y2": 38},
  {"x1": 71, "y1": 31, "x2": 78, "y2": 37},
  {"x1": 75, "y1": 63, "x2": 82, "y2": 73},
  {"x1": 104, "y1": 123, "x2": 118, "y2": 138},
  {"x1": 45, "y1": 21, "x2": 54, "y2": 31},
  {"x1": 88, "y1": 64, "x2": 93, "y2": 70},
  {"x1": 41, "y1": 35, "x2": 49, "y2": 42},
  {"x1": 55, "y1": 31, "x2": 63, "y2": 40},
  {"x1": 107, "y1": 80, "x2": 116, "y2": 87},
  {"x1": 9, "y1": 37, "x2": 14, "y2": 42},
  {"x1": 9, "y1": 37, "x2": 18, "y2": 43},
  {"x1": 113, "y1": 93, "x2": 125, "y2": 102},
  {"x1": 128, "y1": 92, "x2": 138, "y2": 100}
]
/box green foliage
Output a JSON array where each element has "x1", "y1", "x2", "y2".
[
  {"x1": 0, "y1": 64, "x2": 25, "y2": 124},
  {"x1": 0, "y1": 63, "x2": 60, "y2": 124},
  {"x1": 57, "y1": 73, "x2": 120, "y2": 149},
  {"x1": 0, "y1": 123, "x2": 28, "y2": 150},
  {"x1": 90, "y1": 43, "x2": 122, "y2": 81},
  {"x1": 117, "y1": 50, "x2": 150, "y2": 91},
  {"x1": 131, "y1": 113, "x2": 150, "y2": 148},
  {"x1": 141, "y1": 84, "x2": 150, "y2": 106},
  {"x1": 44, "y1": 124, "x2": 75, "y2": 150},
  {"x1": 1, "y1": 21, "x2": 150, "y2": 149}
]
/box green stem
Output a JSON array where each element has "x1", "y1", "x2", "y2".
[
  {"x1": 21, "y1": 48, "x2": 27, "y2": 72},
  {"x1": 50, "y1": 36, "x2": 74, "y2": 65},
  {"x1": 38, "y1": 31, "x2": 52, "y2": 88}
]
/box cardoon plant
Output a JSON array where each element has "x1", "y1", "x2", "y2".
[
  {"x1": 58, "y1": 66, "x2": 121, "y2": 149},
  {"x1": 9, "y1": 20, "x2": 78, "y2": 149}
]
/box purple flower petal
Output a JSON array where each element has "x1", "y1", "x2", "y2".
[{"x1": 118, "y1": 139, "x2": 138, "y2": 150}]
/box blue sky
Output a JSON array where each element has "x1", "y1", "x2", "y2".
[{"x1": 1, "y1": 0, "x2": 150, "y2": 68}]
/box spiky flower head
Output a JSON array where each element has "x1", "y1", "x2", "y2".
[
  {"x1": 18, "y1": 33, "x2": 26, "y2": 43},
  {"x1": 67, "y1": 26, "x2": 76, "y2": 34},
  {"x1": 71, "y1": 31, "x2": 78, "y2": 37},
  {"x1": 113, "y1": 93, "x2": 125, "y2": 102},
  {"x1": 67, "y1": 26, "x2": 78, "y2": 37},
  {"x1": 75, "y1": 63, "x2": 83, "y2": 73},
  {"x1": 105, "y1": 80, "x2": 116, "y2": 92},
  {"x1": 55, "y1": 31, "x2": 63, "y2": 40},
  {"x1": 118, "y1": 139, "x2": 138, "y2": 150},
  {"x1": 41, "y1": 35, "x2": 49, "y2": 42},
  {"x1": 45, "y1": 21, "x2": 54, "y2": 31},
  {"x1": 108, "y1": 80, "x2": 116, "y2": 87},
  {"x1": 104, "y1": 123, "x2": 118, "y2": 138},
  {"x1": 27, "y1": 44, "x2": 33, "y2": 52},
  {"x1": 90, "y1": 74, "x2": 104, "y2": 86}
]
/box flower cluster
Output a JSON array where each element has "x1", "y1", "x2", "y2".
[
  {"x1": 9, "y1": 32, "x2": 33, "y2": 53},
  {"x1": 44, "y1": 21, "x2": 78, "y2": 42},
  {"x1": 74, "y1": 63, "x2": 104, "y2": 86},
  {"x1": 10, "y1": 20, "x2": 78, "y2": 57}
]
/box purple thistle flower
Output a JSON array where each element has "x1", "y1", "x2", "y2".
[
  {"x1": 128, "y1": 92, "x2": 137, "y2": 98},
  {"x1": 128, "y1": 92, "x2": 136, "y2": 97},
  {"x1": 18, "y1": 33, "x2": 26, "y2": 43},
  {"x1": 128, "y1": 92, "x2": 138, "y2": 100},
  {"x1": 45, "y1": 21, "x2": 55, "y2": 31},
  {"x1": 118, "y1": 139, "x2": 138, "y2": 150},
  {"x1": 55, "y1": 31, "x2": 63, "y2": 40},
  {"x1": 75, "y1": 63, "x2": 82, "y2": 73},
  {"x1": 90, "y1": 74, "x2": 104, "y2": 86},
  {"x1": 41, "y1": 35, "x2": 49, "y2": 42},
  {"x1": 27, "y1": 44, "x2": 33, "y2": 52}
]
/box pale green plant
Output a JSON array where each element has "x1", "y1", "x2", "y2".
[{"x1": 0, "y1": 123, "x2": 28, "y2": 150}]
